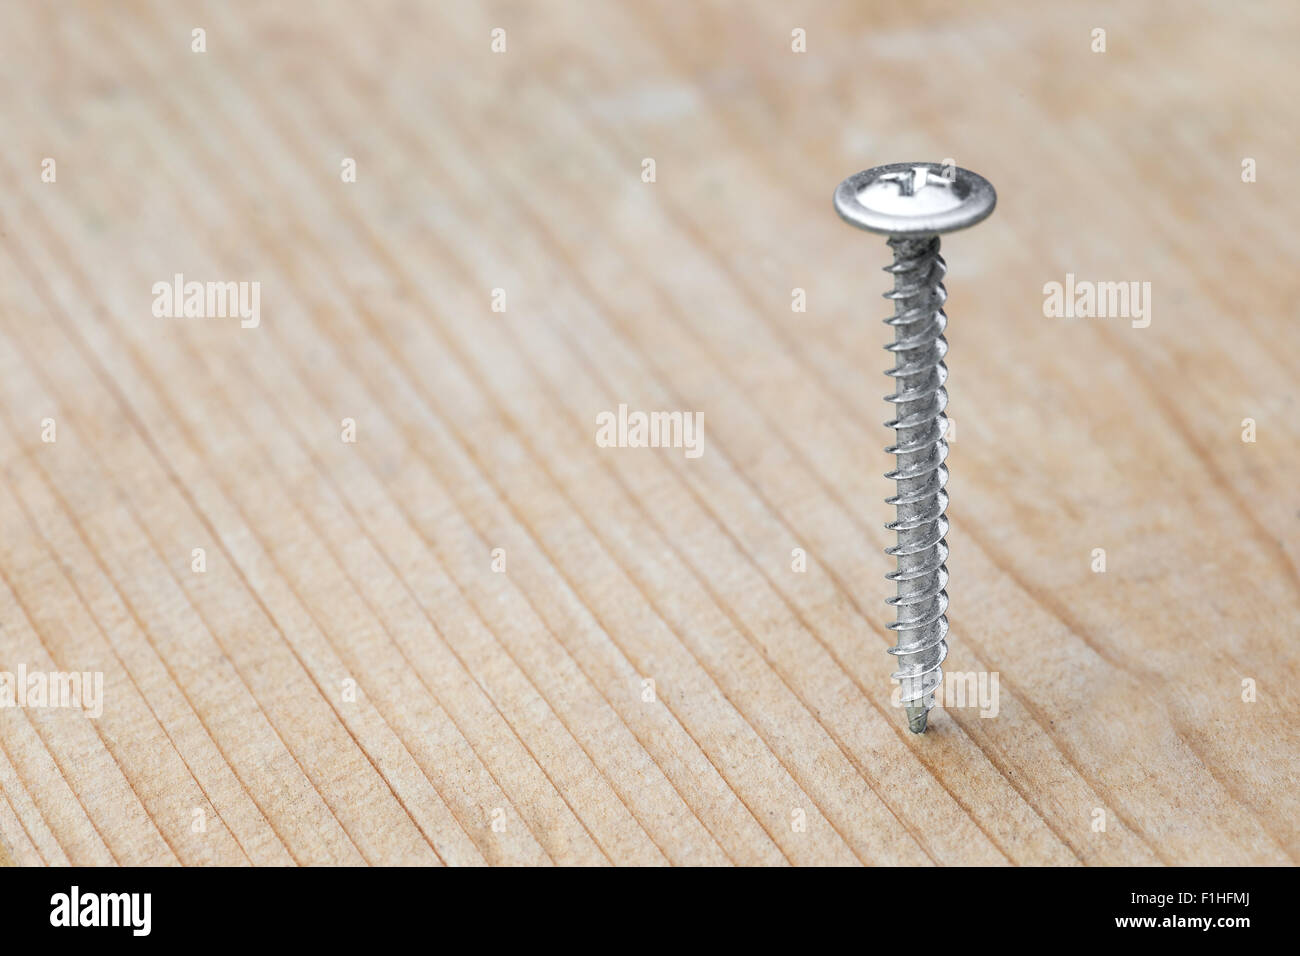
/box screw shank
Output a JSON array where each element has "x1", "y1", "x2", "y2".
[{"x1": 883, "y1": 235, "x2": 950, "y2": 731}]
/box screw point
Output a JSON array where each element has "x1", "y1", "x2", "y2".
[{"x1": 906, "y1": 705, "x2": 929, "y2": 734}]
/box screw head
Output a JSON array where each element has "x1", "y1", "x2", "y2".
[{"x1": 833, "y1": 163, "x2": 996, "y2": 237}]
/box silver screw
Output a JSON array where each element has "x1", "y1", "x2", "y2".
[{"x1": 833, "y1": 163, "x2": 996, "y2": 734}]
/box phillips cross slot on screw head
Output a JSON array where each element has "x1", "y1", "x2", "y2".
[{"x1": 833, "y1": 162, "x2": 996, "y2": 734}]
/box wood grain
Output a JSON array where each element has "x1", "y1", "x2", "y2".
[{"x1": 0, "y1": 0, "x2": 1296, "y2": 866}]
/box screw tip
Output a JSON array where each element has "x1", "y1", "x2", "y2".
[{"x1": 906, "y1": 704, "x2": 929, "y2": 734}]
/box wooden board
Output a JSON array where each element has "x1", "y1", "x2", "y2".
[{"x1": 0, "y1": 0, "x2": 1296, "y2": 866}]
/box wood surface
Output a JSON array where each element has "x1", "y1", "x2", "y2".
[{"x1": 0, "y1": 0, "x2": 1297, "y2": 866}]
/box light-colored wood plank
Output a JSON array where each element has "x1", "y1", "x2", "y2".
[{"x1": 0, "y1": 0, "x2": 1296, "y2": 865}]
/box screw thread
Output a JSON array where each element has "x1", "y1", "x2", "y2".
[{"x1": 882, "y1": 235, "x2": 950, "y2": 733}]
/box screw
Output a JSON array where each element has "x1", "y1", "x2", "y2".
[{"x1": 833, "y1": 163, "x2": 996, "y2": 734}]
